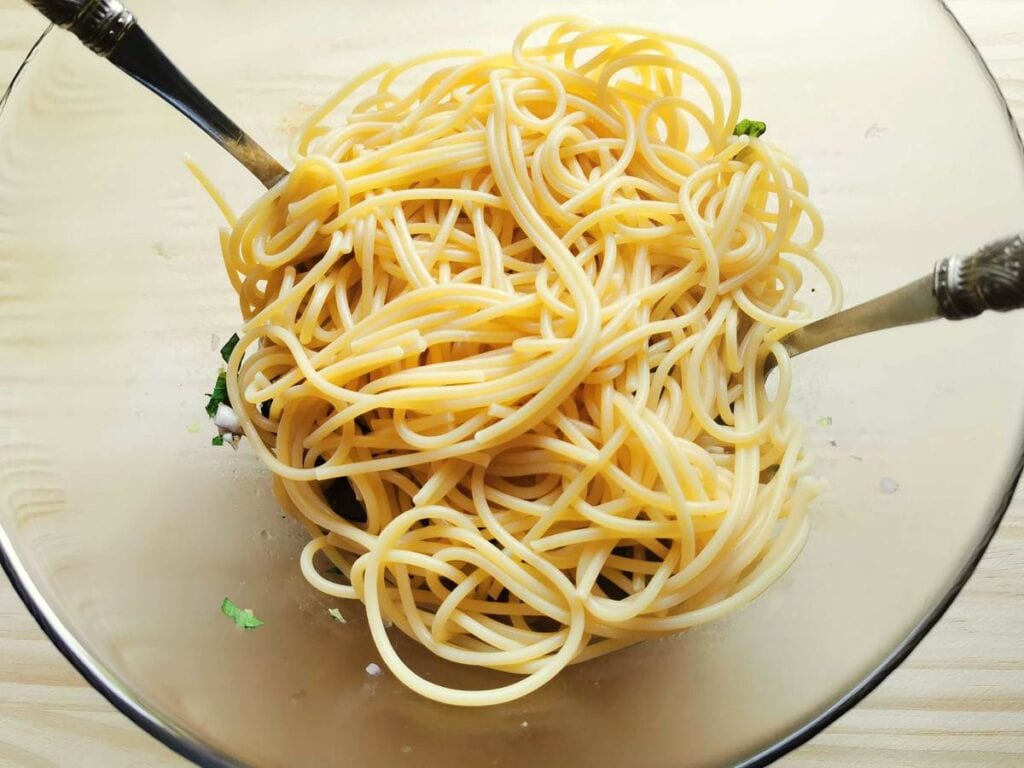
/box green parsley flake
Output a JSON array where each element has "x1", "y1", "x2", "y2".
[
  {"x1": 205, "y1": 370, "x2": 230, "y2": 418},
  {"x1": 221, "y1": 597, "x2": 264, "y2": 629},
  {"x1": 220, "y1": 333, "x2": 240, "y2": 363},
  {"x1": 328, "y1": 608, "x2": 347, "y2": 624},
  {"x1": 733, "y1": 118, "x2": 767, "y2": 138},
  {"x1": 212, "y1": 435, "x2": 225, "y2": 447}
]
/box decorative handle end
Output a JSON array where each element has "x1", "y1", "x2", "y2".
[
  {"x1": 934, "y1": 234, "x2": 1024, "y2": 320},
  {"x1": 25, "y1": 0, "x2": 135, "y2": 57}
]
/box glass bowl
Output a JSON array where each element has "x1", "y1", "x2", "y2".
[{"x1": 1, "y1": 1, "x2": 1022, "y2": 766}]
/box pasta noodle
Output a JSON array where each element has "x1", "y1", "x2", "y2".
[{"x1": 205, "y1": 16, "x2": 841, "y2": 706}]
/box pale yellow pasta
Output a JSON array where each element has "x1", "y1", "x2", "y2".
[{"x1": 207, "y1": 16, "x2": 841, "y2": 707}]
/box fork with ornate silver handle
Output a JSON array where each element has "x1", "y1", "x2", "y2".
[
  {"x1": 24, "y1": 0, "x2": 289, "y2": 188},
  {"x1": 774, "y1": 234, "x2": 1024, "y2": 369}
]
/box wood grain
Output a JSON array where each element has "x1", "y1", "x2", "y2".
[{"x1": 0, "y1": 2, "x2": 1021, "y2": 766}]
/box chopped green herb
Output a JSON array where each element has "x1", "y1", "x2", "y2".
[
  {"x1": 212, "y1": 434, "x2": 225, "y2": 447},
  {"x1": 220, "y1": 333, "x2": 240, "y2": 363},
  {"x1": 328, "y1": 608, "x2": 347, "y2": 624},
  {"x1": 205, "y1": 370, "x2": 230, "y2": 418},
  {"x1": 186, "y1": 421, "x2": 201, "y2": 434},
  {"x1": 733, "y1": 118, "x2": 767, "y2": 138},
  {"x1": 221, "y1": 597, "x2": 263, "y2": 629},
  {"x1": 817, "y1": 416, "x2": 832, "y2": 427}
]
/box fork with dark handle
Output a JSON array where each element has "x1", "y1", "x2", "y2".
[
  {"x1": 17, "y1": 0, "x2": 372, "y2": 504},
  {"x1": 24, "y1": 0, "x2": 289, "y2": 188}
]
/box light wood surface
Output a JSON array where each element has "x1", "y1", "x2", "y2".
[{"x1": 0, "y1": 2, "x2": 1022, "y2": 766}]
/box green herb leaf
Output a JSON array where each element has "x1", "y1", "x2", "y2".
[
  {"x1": 221, "y1": 597, "x2": 263, "y2": 629},
  {"x1": 220, "y1": 333, "x2": 240, "y2": 363},
  {"x1": 733, "y1": 118, "x2": 767, "y2": 138},
  {"x1": 328, "y1": 608, "x2": 347, "y2": 624},
  {"x1": 205, "y1": 370, "x2": 230, "y2": 418},
  {"x1": 212, "y1": 435, "x2": 225, "y2": 447}
]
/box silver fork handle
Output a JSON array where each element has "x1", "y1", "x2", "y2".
[
  {"x1": 781, "y1": 233, "x2": 1024, "y2": 361},
  {"x1": 935, "y1": 233, "x2": 1024, "y2": 319},
  {"x1": 24, "y1": 0, "x2": 289, "y2": 188}
]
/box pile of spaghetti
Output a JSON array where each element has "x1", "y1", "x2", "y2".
[{"x1": 205, "y1": 17, "x2": 841, "y2": 705}]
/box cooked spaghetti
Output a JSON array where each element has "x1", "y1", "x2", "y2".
[{"x1": 199, "y1": 17, "x2": 841, "y2": 706}]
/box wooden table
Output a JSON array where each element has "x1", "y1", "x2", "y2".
[{"x1": 0, "y1": 2, "x2": 1021, "y2": 765}]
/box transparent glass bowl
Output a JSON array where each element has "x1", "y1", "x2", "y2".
[{"x1": 1, "y1": 1, "x2": 1022, "y2": 766}]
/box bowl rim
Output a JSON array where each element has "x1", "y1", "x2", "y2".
[{"x1": 1, "y1": 5, "x2": 1023, "y2": 767}]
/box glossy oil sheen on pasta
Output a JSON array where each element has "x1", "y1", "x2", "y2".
[{"x1": 199, "y1": 17, "x2": 841, "y2": 706}]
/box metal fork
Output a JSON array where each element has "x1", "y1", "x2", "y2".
[
  {"x1": 775, "y1": 234, "x2": 1024, "y2": 370},
  {"x1": 25, "y1": 0, "x2": 288, "y2": 188}
]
